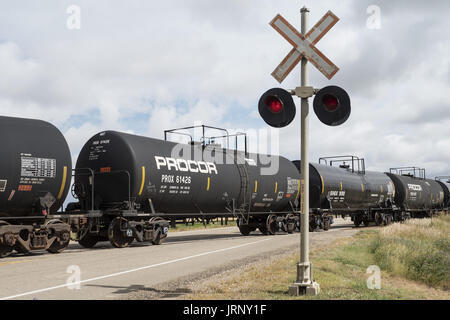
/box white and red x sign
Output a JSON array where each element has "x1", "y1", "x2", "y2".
[{"x1": 270, "y1": 11, "x2": 339, "y2": 83}]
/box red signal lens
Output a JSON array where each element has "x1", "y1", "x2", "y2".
[
  {"x1": 265, "y1": 96, "x2": 283, "y2": 113},
  {"x1": 323, "y1": 94, "x2": 339, "y2": 112}
]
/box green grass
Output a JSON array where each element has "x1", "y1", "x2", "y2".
[
  {"x1": 186, "y1": 215, "x2": 450, "y2": 300},
  {"x1": 371, "y1": 215, "x2": 450, "y2": 289}
]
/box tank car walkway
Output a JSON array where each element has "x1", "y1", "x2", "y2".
[{"x1": 0, "y1": 218, "x2": 356, "y2": 300}]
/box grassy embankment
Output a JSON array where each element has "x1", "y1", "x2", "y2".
[{"x1": 187, "y1": 214, "x2": 449, "y2": 299}]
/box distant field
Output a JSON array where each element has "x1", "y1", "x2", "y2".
[{"x1": 186, "y1": 215, "x2": 450, "y2": 300}]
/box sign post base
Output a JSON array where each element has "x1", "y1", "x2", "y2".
[
  {"x1": 289, "y1": 281, "x2": 320, "y2": 296},
  {"x1": 289, "y1": 262, "x2": 320, "y2": 296}
]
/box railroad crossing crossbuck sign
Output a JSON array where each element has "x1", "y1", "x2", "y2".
[
  {"x1": 259, "y1": 9, "x2": 351, "y2": 128},
  {"x1": 270, "y1": 11, "x2": 339, "y2": 82}
]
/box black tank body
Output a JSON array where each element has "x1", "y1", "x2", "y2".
[
  {"x1": 386, "y1": 173, "x2": 445, "y2": 210},
  {"x1": 75, "y1": 131, "x2": 301, "y2": 214},
  {"x1": 294, "y1": 161, "x2": 395, "y2": 210},
  {"x1": 0, "y1": 116, "x2": 72, "y2": 217},
  {"x1": 436, "y1": 180, "x2": 449, "y2": 208}
]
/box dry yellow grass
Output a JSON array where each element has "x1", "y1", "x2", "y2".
[
  {"x1": 372, "y1": 215, "x2": 450, "y2": 289},
  {"x1": 186, "y1": 215, "x2": 450, "y2": 299}
]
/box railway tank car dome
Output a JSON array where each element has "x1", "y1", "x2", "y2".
[{"x1": 0, "y1": 116, "x2": 72, "y2": 217}]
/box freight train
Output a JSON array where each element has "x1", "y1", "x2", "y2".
[
  {"x1": 294, "y1": 157, "x2": 448, "y2": 229},
  {"x1": 0, "y1": 116, "x2": 448, "y2": 257}
]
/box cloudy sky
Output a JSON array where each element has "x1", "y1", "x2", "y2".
[{"x1": 0, "y1": 0, "x2": 449, "y2": 178}]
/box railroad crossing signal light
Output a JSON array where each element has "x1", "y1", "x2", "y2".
[
  {"x1": 313, "y1": 85, "x2": 351, "y2": 126},
  {"x1": 258, "y1": 88, "x2": 296, "y2": 128}
]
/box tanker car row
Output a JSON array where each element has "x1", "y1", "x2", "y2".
[{"x1": 0, "y1": 115, "x2": 449, "y2": 257}]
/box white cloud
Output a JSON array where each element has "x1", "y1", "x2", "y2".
[{"x1": 0, "y1": 0, "x2": 448, "y2": 179}]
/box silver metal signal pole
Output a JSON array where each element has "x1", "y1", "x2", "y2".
[{"x1": 289, "y1": 6, "x2": 320, "y2": 296}]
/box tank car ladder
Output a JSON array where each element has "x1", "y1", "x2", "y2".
[{"x1": 235, "y1": 163, "x2": 251, "y2": 225}]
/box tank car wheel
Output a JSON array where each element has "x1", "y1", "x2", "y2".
[
  {"x1": 13, "y1": 244, "x2": 30, "y2": 255},
  {"x1": 384, "y1": 215, "x2": 392, "y2": 226},
  {"x1": 363, "y1": 217, "x2": 370, "y2": 227},
  {"x1": 266, "y1": 215, "x2": 278, "y2": 235},
  {"x1": 295, "y1": 219, "x2": 300, "y2": 232},
  {"x1": 78, "y1": 233, "x2": 99, "y2": 248},
  {"x1": 0, "y1": 221, "x2": 13, "y2": 257},
  {"x1": 0, "y1": 248, "x2": 12, "y2": 258},
  {"x1": 285, "y1": 214, "x2": 296, "y2": 234},
  {"x1": 152, "y1": 229, "x2": 165, "y2": 245},
  {"x1": 150, "y1": 217, "x2": 168, "y2": 245},
  {"x1": 375, "y1": 212, "x2": 383, "y2": 226},
  {"x1": 353, "y1": 215, "x2": 362, "y2": 227},
  {"x1": 238, "y1": 224, "x2": 251, "y2": 236},
  {"x1": 258, "y1": 225, "x2": 269, "y2": 235},
  {"x1": 108, "y1": 217, "x2": 134, "y2": 248},
  {"x1": 323, "y1": 217, "x2": 331, "y2": 231},
  {"x1": 45, "y1": 220, "x2": 70, "y2": 254}
]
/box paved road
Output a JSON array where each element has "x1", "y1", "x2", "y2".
[{"x1": 0, "y1": 218, "x2": 356, "y2": 300}]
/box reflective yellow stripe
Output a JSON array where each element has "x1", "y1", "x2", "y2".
[
  {"x1": 138, "y1": 166, "x2": 146, "y2": 196},
  {"x1": 274, "y1": 182, "x2": 278, "y2": 193},
  {"x1": 361, "y1": 183, "x2": 364, "y2": 192},
  {"x1": 254, "y1": 180, "x2": 258, "y2": 193},
  {"x1": 296, "y1": 179, "x2": 301, "y2": 199},
  {"x1": 380, "y1": 185, "x2": 383, "y2": 193},
  {"x1": 57, "y1": 166, "x2": 68, "y2": 199},
  {"x1": 340, "y1": 181, "x2": 343, "y2": 191},
  {"x1": 207, "y1": 177, "x2": 210, "y2": 191},
  {"x1": 320, "y1": 175, "x2": 324, "y2": 194}
]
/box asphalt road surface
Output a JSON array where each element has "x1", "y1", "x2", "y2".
[{"x1": 0, "y1": 218, "x2": 356, "y2": 300}]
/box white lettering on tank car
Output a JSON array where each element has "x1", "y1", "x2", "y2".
[
  {"x1": 20, "y1": 156, "x2": 56, "y2": 179},
  {"x1": 154, "y1": 156, "x2": 218, "y2": 174},
  {"x1": 0, "y1": 180, "x2": 6, "y2": 192},
  {"x1": 188, "y1": 160, "x2": 198, "y2": 172},
  {"x1": 407, "y1": 184, "x2": 423, "y2": 191},
  {"x1": 177, "y1": 159, "x2": 189, "y2": 172}
]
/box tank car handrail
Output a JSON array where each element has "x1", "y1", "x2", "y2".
[
  {"x1": 164, "y1": 125, "x2": 229, "y2": 148},
  {"x1": 389, "y1": 166, "x2": 426, "y2": 179},
  {"x1": 204, "y1": 132, "x2": 248, "y2": 155},
  {"x1": 318, "y1": 155, "x2": 365, "y2": 174},
  {"x1": 435, "y1": 175, "x2": 450, "y2": 182},
  {"x1": 72, "y1": 167, "x2": 95, "y2": 211},
  {"x1": 164, "y1": 125, "x2": 249, "y2": 155},
  {"x1": 164, "y1": 131, "x2": 194, "y2": 144}
]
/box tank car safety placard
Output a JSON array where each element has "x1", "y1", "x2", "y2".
[{"x1": 19, "y1": 153, "x2": 56, "y2": 185}]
